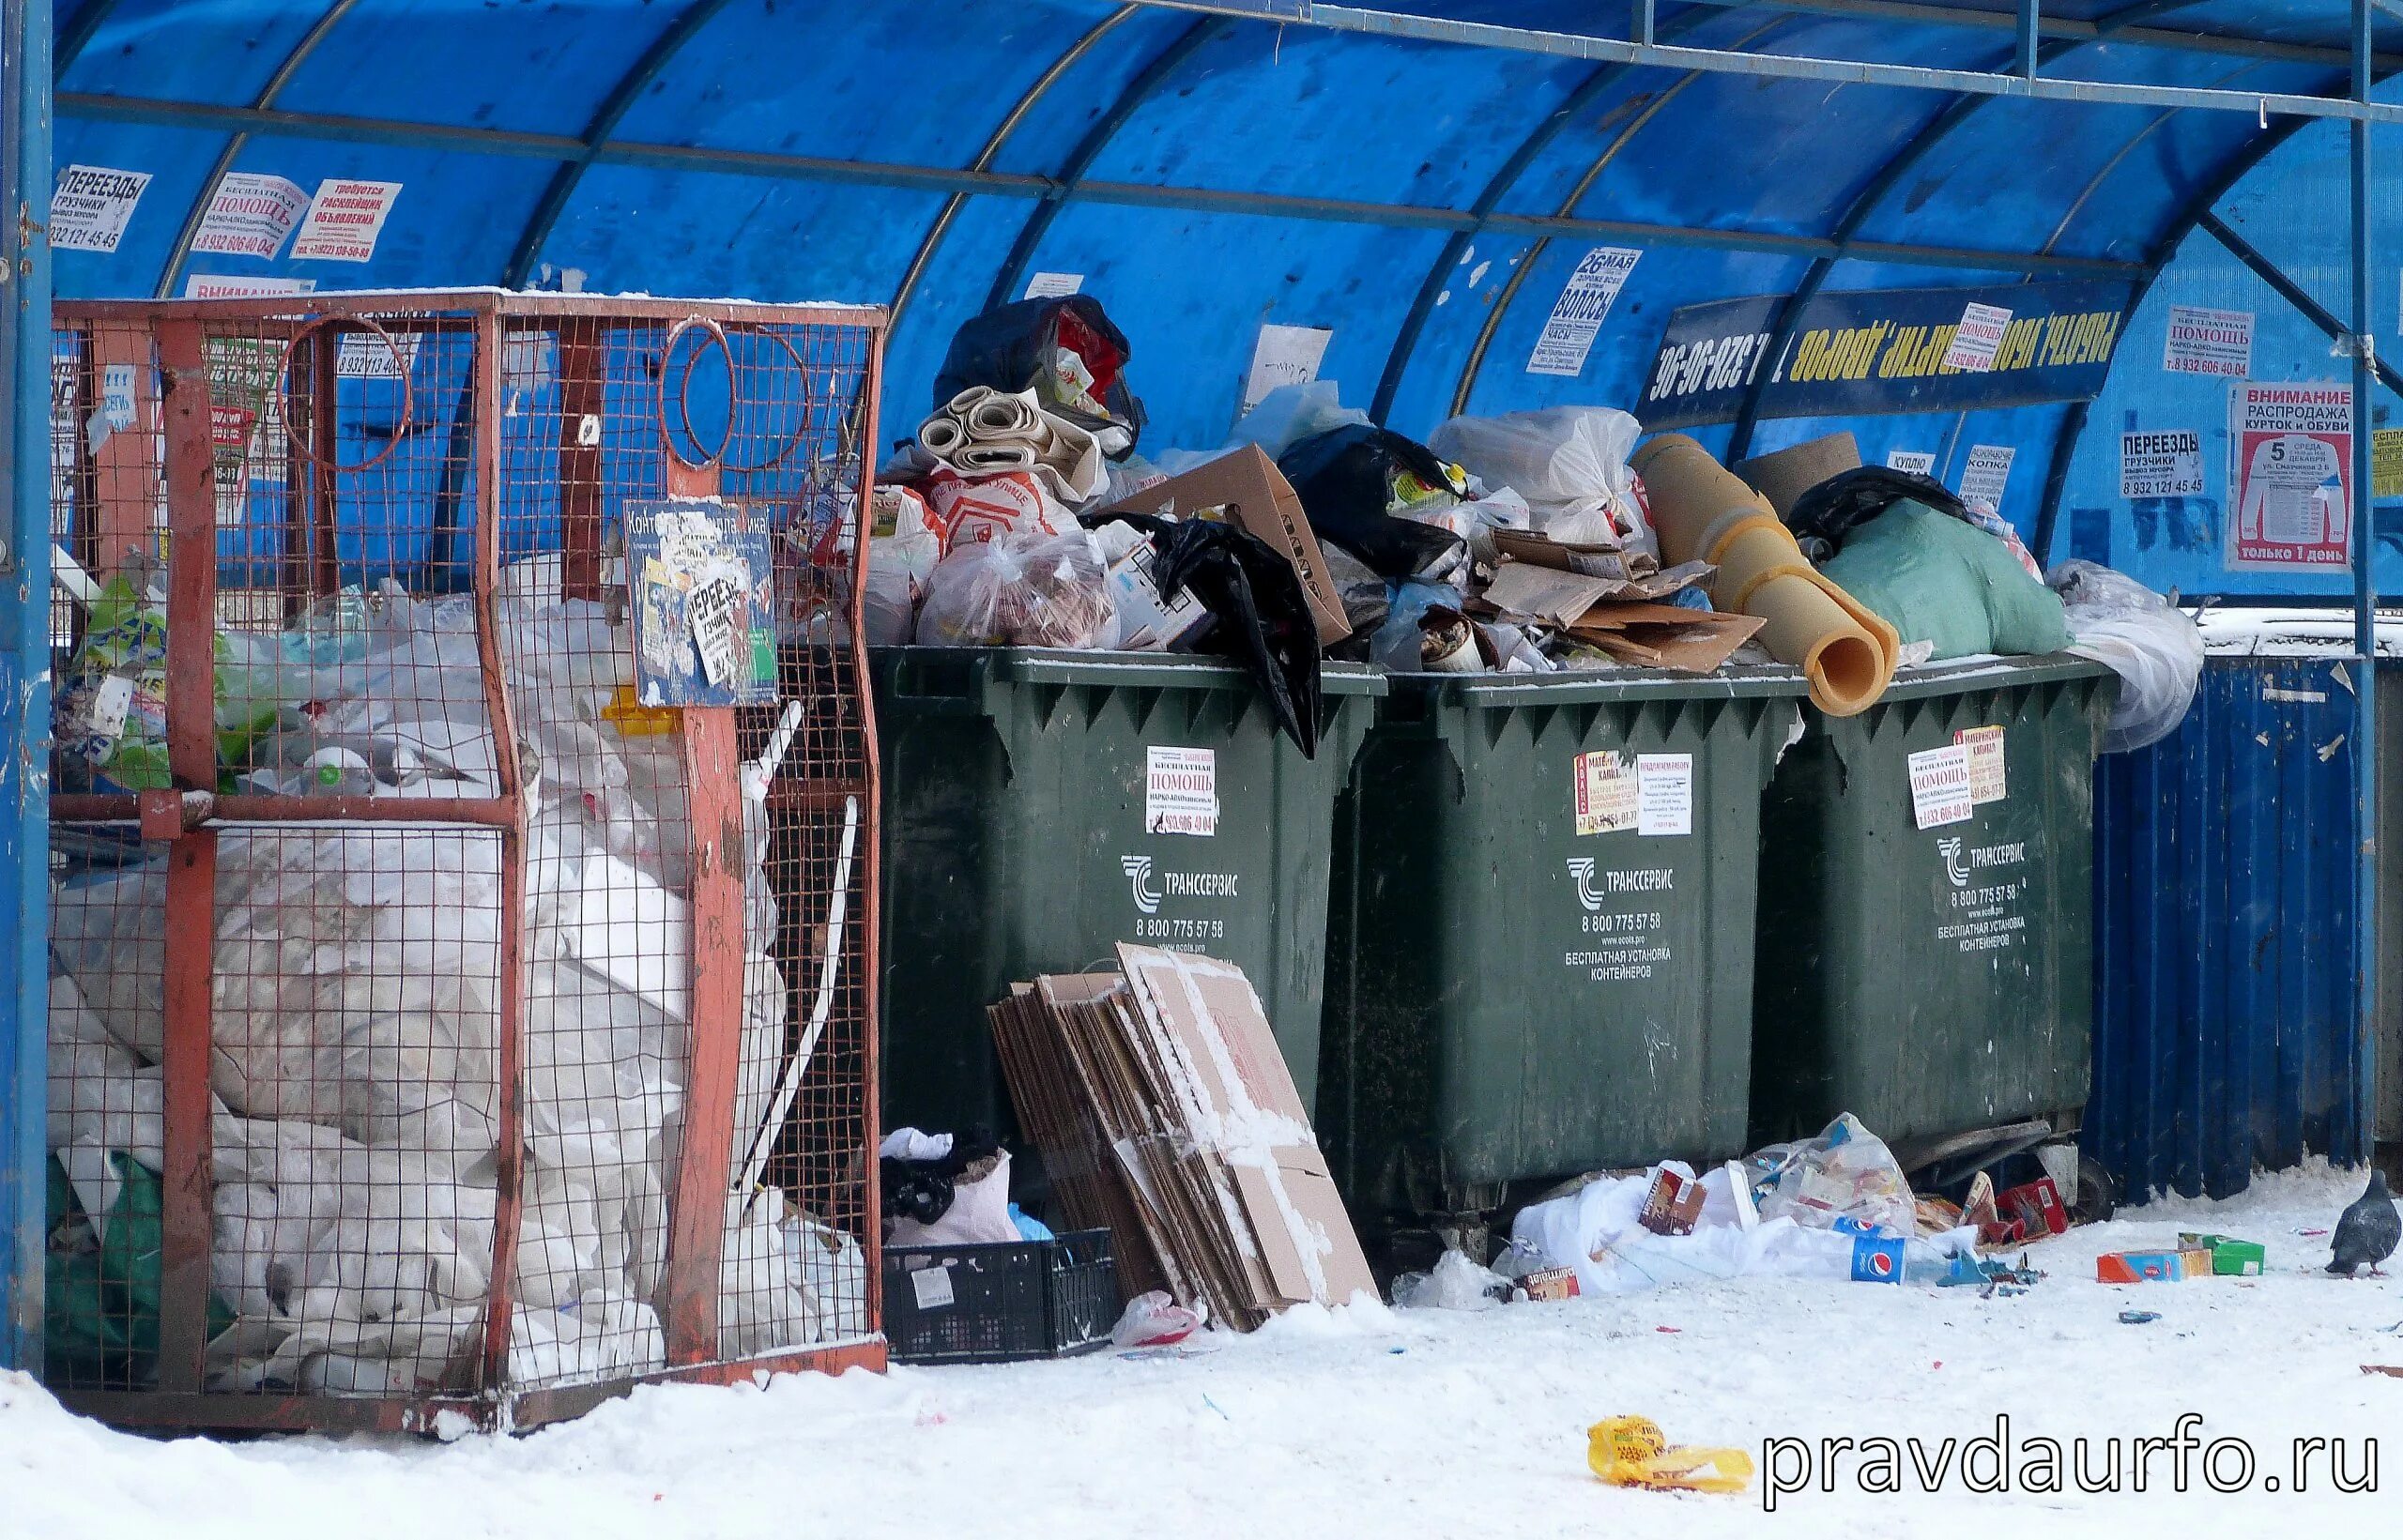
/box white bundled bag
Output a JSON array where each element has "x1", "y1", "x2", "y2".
[{"x1": 1429, "y1": 407, "x2": 1655, "y2": 557}]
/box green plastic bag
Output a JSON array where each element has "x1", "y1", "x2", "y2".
[
  {"x1": 53, "y1": 572, "x2": 282, "y2": 792},
  {"x1": 1820, "y1": 501, "x2": 2071, "y2": 661},
  {"x1": 44, "y1": 1151, "x2": 234, "y2": 1389}
]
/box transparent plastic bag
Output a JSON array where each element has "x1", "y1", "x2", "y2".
[
  {"x1": 1429, "y1": 407, "x2": 1651, "y2": 554},
  {"x1": 1749, "y1": 1113, "x2": 1916, "y2": 1237},
  {"x1": 915, "y1": 531, "x2": 1121, "y2": 648},
  {"x1": 2048, "y1": 559, "x2": 2203, "y2": 753},
  {"x1": 1227, "y1": 381, "x2": 1372, "y2": 464}
]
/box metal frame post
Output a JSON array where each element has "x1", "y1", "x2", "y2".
[
  {"x1": 0, "y1": 0, "x2": 51, "y2": 1376},
  {"x1": 2350, "y1": 0, "x2": 2380, "y2": 1166}
]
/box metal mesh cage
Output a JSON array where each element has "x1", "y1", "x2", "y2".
[{"x1": 44, "y1": 292, "x2": 886, "y2": 1432}]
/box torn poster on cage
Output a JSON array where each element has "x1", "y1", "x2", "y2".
[
  {"x1": 51, "y1": 165, "x2": 151, "y2": 253},
  {"x1": 1528, "y1": 247, "x2": 1642, "y2": 377},
  {"x1": 627, "y1": 498, "x2": 775, "y2": 707},
  {"x1": 185, "y1": 273, "x2": 315, "y2": 298},
  {"x1": 291, "y1": 178, "x2": 402, "y2": 262},
  {"x1": 191, "y1": 173, "x2": 312, "y2": 260}
]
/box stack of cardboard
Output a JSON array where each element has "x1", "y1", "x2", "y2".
[
  {"x1": 1477, "y1": 532, "x2": 1767, "y2": 673},
  {"x1": 988, "y1": 944, "x2": 1377, "y2": 1330}
]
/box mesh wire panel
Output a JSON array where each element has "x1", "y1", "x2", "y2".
[{"x1": 44, "y1": 294, "x2": 883, "y2": 1424}]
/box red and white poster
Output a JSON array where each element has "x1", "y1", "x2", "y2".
[
  {"x1": 191, "y1": 173, "x2": 312, "y2": 259},
  {"x1": 290, "y1": 178, "x2": 402, "y2": 263},
  {"x1": 2227, "y1": 381, "x2": 2353, "y2": 572}
]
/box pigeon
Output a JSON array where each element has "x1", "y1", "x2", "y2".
[{"x1": 2327, "y1": 1170, "x2": 2400, "y2": 1277}]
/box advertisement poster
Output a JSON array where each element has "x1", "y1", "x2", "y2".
[
  {"x1": 2227, "y1": 381, "x2": 2352, "y2": 571},
  {"x1": 1241, "y1": 324, "x2": 1334, "y2": 413},
  {"x1": 625, "y1": 498, "x2": 775, "y2": 706},
  {"x1": 2163, "y1": 304, "x2": 2253, "y2": 377},
  {"x1": 1528, "y1": 247, "x2": 1642, "y2": 377},
  {"x1": 291, "y1": 178, "x2": 403, "y2": 262},
  {"x1": 2120, "y1": 429, "x2": 2205, "y2": 499},
  {"x1": 1957, "y1": 445, "x2": 2014, "y2": 509},
  {"x1": 50, "y1": 165, "x2": 151, "y2": 253},
  {"x1": 191, "y1": 173, "x2": 312, "y2": 259}
]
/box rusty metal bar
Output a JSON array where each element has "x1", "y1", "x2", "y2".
[
  {"x1": 154, "y1": 318, "x2": 219, "y2": 1395},
  {"x1": 51, "y1": 794, "x2": 518, "y2": 825},
  {"x1": 85, "y1": 322, "x2": 156, "y2": 580},
  {"x1": 469, "y1": 309, "x2": 529, "y2": 1395},
  {"x1": 663, "y1": 705, "x2": 742, "y2": 1365},
  {"x1": 308, "y1": 329, "x2": 341, "y2": 597},
  {"x1": 556, "y1": 323, "x2": 605, "y2": 602}
]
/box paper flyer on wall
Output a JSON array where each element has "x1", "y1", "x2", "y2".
[
  {"x1": 291, "y1": 179, "x2": 403, "y2": 263},
  {"x1": 2227, "y1": 380, "x2": 2352, "y2": 572},
  {"x1": 2119, "y1": 429, "x2": 2204, "y2": 499},
  {"x1": 1957, "y1": 444, "x2": 2014, "y2": 509},
  {"x1": 2163, "y1": 304, "x2": 2253, "y2": 377},
  {"x1": 625, "y1": 498, "x2": 775, "y2": 707},
  {"x1": 1527, "y1": 247, "x2": 1641, "y2": 377},
  {"x1": 191, "y1": 173, "x2": 313, "y2": 259},
  {"x1": 1886, "y1": 450, "x2": 1936, "y2": 475},
  {"x1": 51, "y1": 166, "x2": 151, "y2": 253},
  {"x1": 1241, "y1": 324, "x2": 1334, "y2": 413},
  {"x1": 185, "y1": 273, "x2": 315, "y2": 298},
  {"x1": 1941, "y1": 302, "x2": 2013, "y2": 374}
]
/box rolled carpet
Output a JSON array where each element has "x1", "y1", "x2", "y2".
[{"x1": 1631, "y1": 434, "x2": 1897, "y2": 716}]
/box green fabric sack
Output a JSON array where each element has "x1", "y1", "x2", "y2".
[
  {"x1": 44, "y1": 1151, "x2": 234, "y2": 1389},
  {"x1": 1820, "y1": 501, "x2": 2071, "y2": 660}
]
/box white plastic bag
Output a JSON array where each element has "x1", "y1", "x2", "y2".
[
  {"x1": 1751, "y1": 1113, "x2": 1917, "y2": 1238},
  {"x1": 1429, "y1": 407, "x2": 1652, "y2": 556},
  {"x1": 2048, "y1": 559, "x2": 2203, "y2": 753},
  {"x1": 1112, "y1": 1288, "x2": 1205, "y2": 1346},
  {"x1": 887, "y1": 1151, "x2": 1020, "y2": 1247},
  {"x1": 916, "y1": 531, "x2": 1121, "y2": 648}
]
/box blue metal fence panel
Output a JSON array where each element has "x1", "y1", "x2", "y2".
[{"x1": 2086, "y1": 653, "x2": 2362, "y2": 1202}]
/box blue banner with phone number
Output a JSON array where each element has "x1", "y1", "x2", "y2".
[{"x1": 1639, "y1": 281, "x2": 2133, "y2": 431}]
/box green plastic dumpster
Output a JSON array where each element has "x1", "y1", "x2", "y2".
[
  {"x1": 873, "y1": 648, "x2": 1382, "y2": 1135},
  {"x1": 1321, "y1": 668, "x2": 1808, "y2": 1225},
  {"x1": 1751, "y1": 656, "x2": 2116, "y2": 1156}
]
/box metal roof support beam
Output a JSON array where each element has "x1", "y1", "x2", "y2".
[
  {"x1": 2196, "y1": 211, "x2": 2403, "y2": 396},
  {"x1": 149, "y1": 0, "x2": 360, "y2": 299},
  {"x1": 2345, "y1": 0, "x2": 2377, "y2": 1169},
  {"x1": 888, "y1": 5, "x2": 1138, "y2": 328},
  {"x1": 982, "y1": 16, "x2": 1227, "y2": 313},
  {"x1": 1367, "y1": 5, "x2": 1727, "y2": 423},
  {"x1": 1140, "y1": 0, "x2": 2403, "y2": 74},
  {"x1": 498, "y1": 0, "x2": 743, "y2": 289},
  {"x1": 58, "y1": 93, "x2": 2147, "y2": 281},
  {"x1": 54, "y1": 0, "x2": 116, "y2": 78},
  {"x1": 1133, "y1": 3, "x2": 2403, "y2": 124}
]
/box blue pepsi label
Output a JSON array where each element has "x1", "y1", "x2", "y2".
[{"x1": 1850, "y1": 1237, "x2": 1906, "y2": 1284}]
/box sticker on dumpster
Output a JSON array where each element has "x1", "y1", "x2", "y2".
[
  {"x1": 50, "y1": 165, "x2": 151, "y2": 253},
  {"x1": 1573, "y1": 749, "x2": 1637, "y2": 835},
  {"x1": 1953, "y1": 725, "x2": 2007, "y2": 804},
  {"x1": 626, "y1": 497, "x2": 775, "y2": 707},
  {"x1": 1636, "y1": 754, "x2": 1692, "y2": 836},
  {"x1": 1145, "y1": 746, "x2": 1218, "y2": 836},
  {"x1": 1908, "y1": 743, "x2": 1975, "y2": 829},
  {"x1": 1527, "y1": 247, "x2": 1642, "y2": 377},
  {"x1": 1936, "y1": 838, "x2": 2028, "y2": 953},
  {"x1": 1562, "y1": 860, "x2": 1675, "y2": 982}
]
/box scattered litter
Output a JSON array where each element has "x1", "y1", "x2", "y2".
[
  {"x1": 2119, "y1": 1310, "x2": 2161, "y2": 1325},
  {"x1": 1588, "y1": 1416, "x2": 1753, "y2": 1495}
]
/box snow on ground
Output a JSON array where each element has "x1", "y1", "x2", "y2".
[{"x1": 8, "y1": 1164, "x2": 2403, "y2": 1539}]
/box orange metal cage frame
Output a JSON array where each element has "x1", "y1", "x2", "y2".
[{"x1": 46, "y1": 290, "x2": 889, "y2": 1432}]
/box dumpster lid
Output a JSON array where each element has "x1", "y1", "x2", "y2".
[
  {"x1": 993, "y1": 648, "x2": 1386, "y2": 696},
  {"x1": 1394, "y1": 662, "x2": 1807, "y2": 708},
  {"x1": 1875, "y1": 651, "x2": 2111, "y2": 702}
]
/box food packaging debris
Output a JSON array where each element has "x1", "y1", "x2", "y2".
[
  {"x1": 2097, "y1": 1250, "x2": 2187, "y2": 1284},
  {"x1": 2176, "y1": 1232, "x2": 2267, "y2": 1276},
  {"x1": 1587, "y1": 1415, "x2": 1754, "y2": 1495},
  {"x1": 1638, "y1": 1167, "x2": 1707, "y2": 1237},
  {"x1": 1997, "y1": 1177, "x2": 2069, "y2": 1239}
]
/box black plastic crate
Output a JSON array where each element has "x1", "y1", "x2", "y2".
[{"x1": 883, "y1": 1228, "x2": 1118, "y2": 1365}]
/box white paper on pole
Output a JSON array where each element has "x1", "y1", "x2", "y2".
[
  {"x1": 185, "y1": 273, "x2": 316, "y2": 298},
  {"x1": 1956, "y1": 444, "x2": 2015, "y2": 509},
  {"x1": 290, "y1": 178, "x2": 403, "y2": 263},
  {"x1": 1241, "y1": 325, "x2": 1334, "y2": 413},
  {"x1": 2119, "y1": 429, "x2": 2205, "y2": 498},
  {"x1": 50, "y1": 166, "x2": 151, "y2": 253},
  {"x1": 1526, "y1": 247, "x2": 1642, "y2": 377},
  {"x1": 191, "y1": 173, "x2": 312, "y2": 259},
  {"x1": 2163, "y1": 304, "x2": 2253, "y2": 376},
  {"x1": 1941, "y1": 302, "x2": 2013, "y2": 374}
]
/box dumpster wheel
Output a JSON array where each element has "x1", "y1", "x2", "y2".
[{"x1": 2068, "y1": 1154, "x2": 2118, "y2": 1225}]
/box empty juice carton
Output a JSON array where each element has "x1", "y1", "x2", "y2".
[{"x1": 2097, "y1": 1250, "x2": 2185, "y2": 1284}]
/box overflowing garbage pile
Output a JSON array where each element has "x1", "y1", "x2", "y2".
[
  {"x1": 855, "y1": 294, "x2": 2201, "y2": 740},
  {"x1": 43, "y1": 556, "x2": 865, "y2": 1394},
  {"x1": 1399, "y1": 1115, "x2": 2065, "y2": 1307}
]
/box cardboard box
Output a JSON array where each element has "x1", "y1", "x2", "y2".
[
  {"x1": 1514, "y1": 1265, "x2": 1582, "y2": 1302},
  {"x1": 2097, "y1": 1250, "x2": 2185, "y2": 1284},
  {"x1": 1997, "y1": 1178, "x2": 2068, "y2": 1239},
  {"x1": 1097, "y1": 445, "x2": 1350, "y2": 646},
  {"x1": 1638, "y1": 1168, "x2": 1707, "y2": 1237},
  {"x1": 1102, "y1": 534, "x2": 1211, "y2": 650},
  {"x1": 2178, "y1": 1233, "x2": 2266, "y2": 1276}
]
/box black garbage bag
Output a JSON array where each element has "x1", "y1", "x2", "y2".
[
  {"x1": 880, "y1": 1126, "x2": 1005, "y2": 1228},
  {"x1": 1082, "y1": 511, "x2": 1324, "y2": 759},
  {"x1": 1275, "y1": 425, "x2": 1469, "y2": 581},
  {"x1": 933, "y1": 296, "x2": 1147, "y2": 460},
  {"x1": 1785, "y1": 465, "x2": 1973, "y2": 563}
]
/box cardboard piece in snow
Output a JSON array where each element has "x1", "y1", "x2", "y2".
[{"x1": 1097, "y1": 445, "x2": 1351, "y2": 645}]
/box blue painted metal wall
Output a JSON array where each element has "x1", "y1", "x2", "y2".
[{"x1": 2086, "y1": 653, "x2": 2365, "y2": 1201}]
